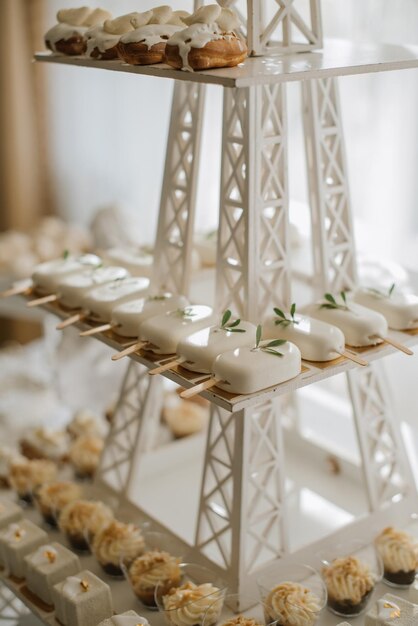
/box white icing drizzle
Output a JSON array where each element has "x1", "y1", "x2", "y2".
[
  {"x1": 85, "y1": 25, "x2": 120, "y2": 56},
  {"x1": 45, "y1": 23, "x2": 88, "y2": 52},
  {"x1": 167, "y1": 23, "x2": 236, "y2": 72},
  {"x1": 120, "y1": 24, "x2": 182, "y2": 49}
]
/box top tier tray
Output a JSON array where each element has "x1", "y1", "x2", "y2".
[{"x1": 35, "y1": 38, "x2": 418, "y2": 87}]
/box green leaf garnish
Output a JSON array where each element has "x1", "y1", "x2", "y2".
[
  {"x1": 251, "y1": 326, "x2": 286, "y2": 357},
  {"x1": 148, "y1": 294, "x2": 168, "y2": 301},
  {"x1": 366, "y1": 283, "x2": 396, "y2": 299},
  {"x1": 63, "y1": 249, "x2": 70, "y2": 260},
  {"x1": 320, "y1": 292, "x2": 349, "y2": 311},
  {"x1": 265, "y1": 339, "x2": 287, "y2": 348},
  {"x1": 219, "y1": 309, "x2": 246, "y2": 333},
  {"x1": 262, "y1": 348, "x2": 284, "y2": 357},
  {"x1": 174, "y1": 307, "x2": 197, "y2": 319},
  {"x1": 273, "y1": 303, "x2": 299, "y2": 326},
  {"x1": 256, "y1": 324, "x2": 262, "y2": 348},
  {"x1": 389, "y1": 283, "x2": 395, "y2": 297},
  {"x1": 221, "y1": 310, "x2": 232, "y2": 327}
]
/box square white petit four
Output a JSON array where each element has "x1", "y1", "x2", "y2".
[
  {"x1": 97, "y1": 610, "x2": 150, "y2": 626},
  {"x1": 24, "y1": 542, "x2": 81, "y2": 606},
  {"x1": 53, "y1": 570, "x2": 113, "y2": 626},
  {"x1": 0, "y1": 499, "x2": 22, "y2": 529},
  {"x1": 0, "y1": 520, "x2": 48, "y2": 578},
  {"x1": 365, "y1": 593, "x2": 418, "y2": 625}
]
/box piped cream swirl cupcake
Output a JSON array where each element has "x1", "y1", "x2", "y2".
[
  {"x1": 265, "y1": 582, "x2": 321, "y2": 626},
  {"x1": 375, "y1": 526, "x2": 418, "y2": 586},
  {"x1": 36, "y1": 481, "x2": 83, "y2": 526},
  {"x1": 162, "y1": 581, "x2": 224, "y2": 626},
  {"x1": 69, "y1": 435, "x2": 104, "y2": 478},
  {"x1": 59, "y1": 499, "x2": 114, "y2": 551},
  {"x1": 9, "y1": 459, "x2": 57, "y2": 503},
  {"x1": 92, "y1": 520, "x2": 145, "y2": 576},
  {"x1": 129, "y1": 550, "x2": 181, "y2": 606},
  {"x1": 322, "y1": 556, "x2": 374, "y2": 616}
]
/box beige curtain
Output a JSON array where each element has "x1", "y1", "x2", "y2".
[{"x1": 0, "y1": 0, "x2": 52, "y2": 342}]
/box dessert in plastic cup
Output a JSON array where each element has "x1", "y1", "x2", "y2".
[
  {"x1": 202, "y1": 593, "x2": 278, "y2": 626},
  {"x1": 257, "y1": 563, "x2": 327, "y2": 626},
  {"x1": 375, "y1": 520, "x2": 418, "y2": 587},
  {"x1": 319, "y1": 541, "x2": 383, "y2": 617},
  {"x1": 155, "y1": 563, "x2": 227, "y2": 626},
  {"x1": 92, "y1": 520, "x2": 145, "y2": 577}
]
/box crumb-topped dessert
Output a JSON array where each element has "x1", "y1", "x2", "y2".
[
  {"x1": 264, "y1": 582, "x2": 322, "y2": 626},
  {"x1": 322, "y1": 556, "x2": 375, "y2": 616},
  {"x1": 162, "y1": 581, "x2": 224, "y2": 626},
  {"x1": 69, "y1": 435, "x2": 104, "y2": 478},
  {"x1": 0, "y1": 446, "x2": 24, "y2": 486},
  {"x1": 9, "y1": 459, "x2": 57, "y2": 503},
  {"x1": 129, "y1": 549, "x2": 181, "y2": 606},
  {"x1": 221, "y1": 617, "x2": 263, "y2": 626},
  {"x1": 67, "y1": 409, "x2": 108, "y2": 439},
  {"x1": 36, "y1": 481, "x2": 83, "y2": 526},
  {"x1": 92, "y1": 520, "x2": 145, "y2": 576},
  {"x1": 59, "y1": 500, "x2": 114, "y2": 552},
  {"x1": 20, "y1": 427, "x2": 70, "y2": 462},
  {"x1": 375, "y1": 527, "x2": 418, "y2": 587},
  {"x1": 25, "y1": 542, "x2": 81, "y2": 606},
  {"x1": 53, "y1": 570, "x2": 113, "y2": 626},
  {"x1": 0, "y1": 520, "x2": 48, "y2": 578},
  {"x1": 163, "y1": 400, "x2": 208, "y2": 438}
]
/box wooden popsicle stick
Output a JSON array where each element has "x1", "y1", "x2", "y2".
[
  {"x1": 180, "y1": 377, "x2": 220, "y2": 399},
  {"x1": 148, "y1": 357, "x2": 186, "y2": 376},
  {"x1": 111, "y1": 341, "x2": 147, "y2": 361},
  {"x1": 0, "y1": 283, "x2": 32, "y2": 298},
  {"x1": 79, "y1": 323, "x2": 114, "y2": 337},
  {"x1": 56, "y1": 312, "x2": 87, "y2": 330},
  {"x1": 336, "y1": 350, "x2": 368, "y2": 366},
  {"x1": 26, "y1": 293, "x2": 57, "y2": 307},
  {"x1": 375, "y1": 335, "x2": 413, "y2": 356}
]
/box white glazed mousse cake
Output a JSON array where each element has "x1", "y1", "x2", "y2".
[
  {"x1": 139, "y1": 305, "x2": 217, "y2": 354},
  {"x1": 0, "y1": 520, "x2": 48, "y2": 579},
  {"x1": 82, "y1": 277, "x2": 150, "y2": 322},
  {"x1": 264, "y1": 309, "x2": 345, "y2": 362},
  {"x1": 212, "y1": 340, "x2": 301, "y2": 395},
  {"x1": 53, "y1": 570, "x2": 113, "y2": 626},
  {"x1": 103, "y1": 246, "x2": 154, "y2": 277},
  {"x1": 353, "y1": 288, "x2": 418, "y2": 331},
  {"x1": 178, "y1": 319, "x2": 257, "y2": 374},
  {"x1": 56, "y1": 266, "x2": 128, "y2": 309},
  {"x1": 111, "y1": 294, "x2": 189, "y2": 338},
  {"x1": 25, "y1": 542, "x2": 81, "y2": 606},
  {"x1": 97, "y1": 611, "x2": 150, "y2": 626},
  {"x1": 31, "y1": 254, "x2": 101, "y2": 295},
  {"x1": 303, "y1": 296, "x2": 388, "y2": 347},
  {"x1": 365, "y1": 593, "x2": 418, "y2": 625},
  {"x1": 0, "y1": 499, "x2": 22, "y2": 529}
]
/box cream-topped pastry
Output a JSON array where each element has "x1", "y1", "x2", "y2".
[
  {"x1": 59, "y1": 500, "x2": 114, "y2": 552},
  {"x1": 69, "y1": 435, "x2": 104, "y2": 478},
  {"x1": 365, "y1": 593, "x2": 418, "y2": 625},
  {"x1": 119, "y1": 24, "x2": 183, "y2": 65},
  {"x1": 92, "y1": 520, "x2": 145, "y2": 576},
  {"x1": 57, "y1": 266, "x2": 128, "y2": 309},
  {"x1": 163, "y1": 399, "x2": 208, "y2": 438},
  {"x1": 82, "y1": 277, "x2": 150, "y2": 322},
  {"x1": 31, "y1": 254, "x2": 101, "y2": 295},
  {"x1": 0, "y1": 498, "x2": 22, "y2": 529},
  {"x1": 9, "y1": 458, "x2": 57, "y2": 502},
  {"x1": 212, "y1": 337, "x2": 301, "y2": 395},
  {"x1": 303, "y1": 296, "x2": 388, "y2": 347},
  {"x1": 45, "y1": 8, "x2": 112, "y2": 55},
  {"x1": 67, "y1": 409, "x2": 108, "y2": 439},
  {"x1": 20, "y1": 426, "x2": 70, "y2": 462},
  {"x1": 162, "y1": 581, "x2": 224, "y2": 626},
  {"x1": 375, "y1": 527, "x2": 418, "y2": 586},
  {"x1": 111, "y1": 294, "x2": 189, "y2": 338},
  {"x1": 178, "y1": 316, "x2": 257, "y2": 374},
  {"x1": 25, "y1": 542, "x2": 81, "y2": 606},
  {"x1": 322, "y1": 556, "x2": 375, "y2": 616},
  {"x1": 129, "y1": 550, "x2": 181, "y2": 606},
  {"x1": 139, "y1": 305, "x2": 216, "y2": 354},
  {"x1": 353, "y1": 287, "x2": 418, "y2": 331},
  {"x1": 85, "y1": 25, "x2": 121, "y2": 58},
  {"x1": 265, "y1": 582, "x2": 322, "y2": 626},
  {"x1": 53, "y1": 570, "x2": 113, "y2": 626},
  {"x1": 36, "y1": 481, "x2": 83, "y2": 526},
  {"x1": 102, "y1": 247, "x2": 154, "y2": 277},
  {"x1": 0, "y1": 520, "x2": 48, "y2": 578},
  {"x1": 165, "y1": 5, "x2": 247, "y2": 72},
  {"x1": 264, "y1": 307, "x2": 345, "y2": 362},
  {"x1": 98, "y1": 611, "x2": 150, "y2": 626}
]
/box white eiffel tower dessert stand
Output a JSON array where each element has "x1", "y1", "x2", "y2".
[{"x1": 4, "y1": 0, "x2": 417, "y2": 619}]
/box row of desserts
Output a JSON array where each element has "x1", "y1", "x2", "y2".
[
  {"x1": 44, "y1": 5, "x2": 247, "y2": 72},
  {"x1": 2, "y1": 253, "x2": 417, "y2": 398},
  {"x1": 1, "y1": 493, "x2": 418, "y2": 626}
]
